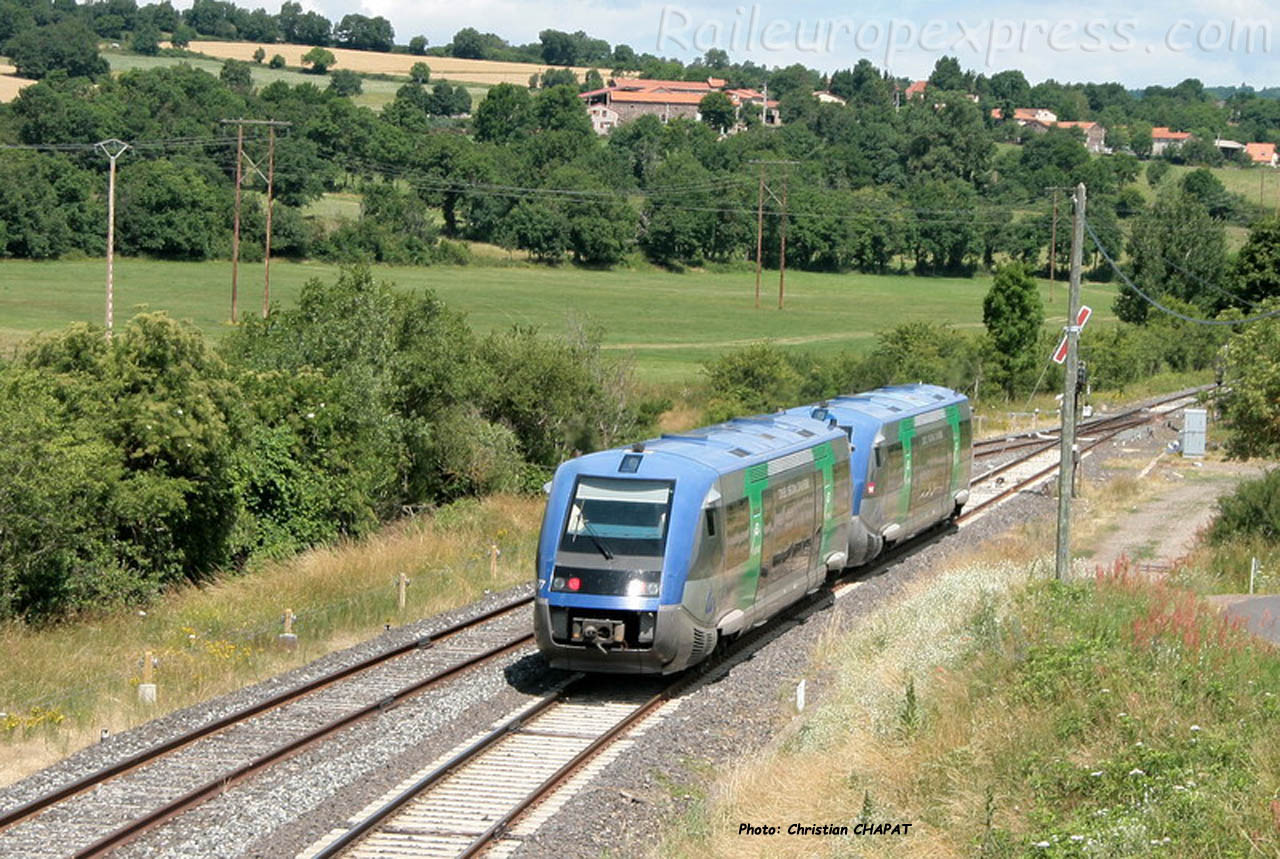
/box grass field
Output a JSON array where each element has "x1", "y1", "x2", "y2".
[
  {"x1": 0, "y1": 258, "x2": 1121, "y2": 383},
  {"x1": 101, "y1": 50, "x2": 489, "y2": 112}
]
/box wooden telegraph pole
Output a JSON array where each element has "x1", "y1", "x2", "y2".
[
  {"x1": 220, "y1": 119, "x2": 291, "y2": 323},
  {"x1": 1055, "y1": 183, "x2": 1087, "y2": 581},
  {"x1": 96, "y1": 139, "x2": 130, "y2": 340},
  {"x1": 754, "y1": 163, "x2": 764, "y2": 309},
  {"x1": 747, "y1": 159, "x2": 799, "y2": 309}
]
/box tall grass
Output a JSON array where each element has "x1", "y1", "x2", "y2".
[
  {"x1": 0, "y1": 494, "x2": 543, "y2": 786},
  {"x1": 658, "y1": 460, "x2": 1280, "y2": 858}
]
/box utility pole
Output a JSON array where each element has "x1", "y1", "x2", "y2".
[
  {"x1": 95, "y1": 138, "x2": 130, "y2": 340},
  {"x1": 1055, "y1": 182, "x2": 1087, "y2": 581},
  {"x1": 230, "y1": 122, "x2": 244, "y2": 322},
  {"x1": 747, "y1": 159, "x2": 798, "y2": 309},
  {"x1": 778, "y1": 167, "x2": 789, "y2": 309},
  {"x1": 754, "y1": 163, "x2": 764, "y2": 309},
  {"x1": 263, "y1": 125, "x2": 276, "y2": 318},
  {"x1": 220, "y1": 119, "x2": 291, "y2": 323}
]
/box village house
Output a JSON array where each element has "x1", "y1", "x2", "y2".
[
  {"x1": 1150, "y1": 126, "x2": 1193, "y2": 156},
  {"x1": 579, "y1": 77, "x2": 780, "y2": 135},
  {"x1": 1056, "y1": 121, "x2": 1107, "y2": 154},
  {"x1": 1245, "y1": 142, "x2": 1278, "y2": 167}
]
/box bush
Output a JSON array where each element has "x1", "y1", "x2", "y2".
[
  {"x1": 268, "y1": 54, "x2": 286, "y2": 69},
  {"x1": 1209, "y1": 470, "x2": 1280, "y2": 545}
]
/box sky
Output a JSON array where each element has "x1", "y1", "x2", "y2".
[{"x1": 229, "y1": 0, "x2": 1278, "y2": 88}]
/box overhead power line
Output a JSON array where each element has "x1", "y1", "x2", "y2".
[{"x1": 1087, "y1": 220, "x2": 1280, "y2": 326}]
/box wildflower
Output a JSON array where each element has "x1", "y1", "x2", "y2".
[
  {"x1": 1135, "y1": 741, "x2": 1144, "y2": 747},
  {"x1": 1070, "y1": 835, "x2": 1084, "y2": 842},
  {"x1": 1034, "y1": 842, "x2": 1051, "y2": 849},
  {"x1": 1118, "y1": 712, "x2": 1127, "y2": 718},
  {"x1": 306, "y1": 412, "x2": 315, "y2": 419},
  {"x1": 1100, "y1": 688, "x2": 1110, "y2": 693},
  {"x1": 1189, "y1": 724, "x2": 1201, "y2": 732},
  {"x1": 1090, "y1": 771, "x2": 1103, "y2": 777},
  {"x1": 1128, "y1": 768, "x2": 1145, "y2": 776}
]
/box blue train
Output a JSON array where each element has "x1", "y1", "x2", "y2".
[{"x1": 533, "y1": 384, "x2": 972, "y2": 674}]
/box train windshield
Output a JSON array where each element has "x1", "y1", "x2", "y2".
[{"x1": 560, "y1": 477, "x2": 674, "y2": 558}]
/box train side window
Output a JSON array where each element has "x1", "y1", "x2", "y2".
[
  {"x1": 704, "y1": 508, "x2": 717, "y2": 537},
  {"x1": 873, "y1": 445, "x2": 884, "y2": 468}
]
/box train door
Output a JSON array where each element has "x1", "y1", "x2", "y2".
[{"x1": 758, "y1": 469, "x2": 818, "y2": 615}]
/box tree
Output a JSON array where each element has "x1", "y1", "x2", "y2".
[
  {"x1": 328, "y1": 69, "x2": 362, "y2": 96},
  {"x1": 171, "y1": 23, "x2": 196, "y2": 47},
  {"x1": 131, "y1": 21, "x2": 161, "y2": 55},
  {"x1": 699, "y1": 91, "x2": 736, "y2": 131},
  {"x1": 473, "y1": 83, "x2": 532, "y2": 143},
  {"x1": 1220, "y1": 301, "x2": 1280, "y2": 459},
  {"x1": 409, "y1": 35, "x2": 427, "y2": 55},
  {"x1": 1180, "y1": 167, "x2": 1232, "y2": 218},
  {"x1": 252, "y1": 46, "x2": 266, "y2": 63},
  {"x1": 983, "y1": 263, "x2": 1044, "y2": 396},
  {"x1": 117, "y1": 160, "x2": 224, "y2": 260},
  {"x1": 450, "y1": 26, "x2": 490, "y2": 59},
  {"x1": 928, "y1": 56, "x2": 969, "y2": 92},
  {"x1": 1233, "y1": 218, "x2": 1280, "y2": 305},
  {"x1": 302, "y1": 46, "x2": 336, "y2": 74},
  {"x1": 5, "y1": 19, "x2": 109, "y2": 80},
  {"x1": 268, "y1": 53, "x2": 286, "y2": 69},
  {"x1": 1117, "y1": 190, "x2": 1229, "y2": 323},
  {"x1": 500, "y1": 200, "x2": 569, "y2": 261},
  {"x1": 409, "y1": 61, "x2": 430, "y2": 84},
  {"x1": 220, "y1": 58, "x2": 252, "y2": 91}
]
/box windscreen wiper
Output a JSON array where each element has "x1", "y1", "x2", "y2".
[{"x1": 578, "y1": 518, "x2": 614, "y2": 560}]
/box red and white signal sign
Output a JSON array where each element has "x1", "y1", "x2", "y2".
[{"x1": 1052, "y1": 305, "x2": 1092, "y2": 364}]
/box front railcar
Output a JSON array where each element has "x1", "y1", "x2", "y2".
[{"x1": 533, "y1": 449, "x2": 717, "y2": 674}]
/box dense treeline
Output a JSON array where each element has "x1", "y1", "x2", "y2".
[
  {"x1": 4, "y1": 56, "x2": 1280, "y2": 326},
  {"x1": 0, "y1": 268, "x2": 664, "y2": 622}
]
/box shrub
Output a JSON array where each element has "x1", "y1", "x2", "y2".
[{"x1": 1209, "y1": 469, "x2": 1280, "y2": 545}]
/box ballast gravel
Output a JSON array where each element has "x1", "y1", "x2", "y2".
[{"x1": 0, "y1": 411, "x2": 1181, "y2": 859}]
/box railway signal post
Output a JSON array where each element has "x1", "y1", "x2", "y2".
[{"x1": 1056, "y1": 183, "x2": 1087, "y2": 581}]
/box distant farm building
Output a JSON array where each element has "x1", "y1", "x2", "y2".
[
  {"x1": 1245, "y1": 142, "x2": 1278, "y2": 167},
  {"x1": 1150, "y1": 126, "x2": 1193, "y2": 156},
  {"x1": 990, "y1": 109, "x2": 1107, "y2": 153},
  {"x1": 580, "y1": 78, "x2": 780, "y2": 134}
]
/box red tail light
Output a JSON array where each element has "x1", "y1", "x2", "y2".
[
  {"x1": 567, "y1": 577, "x2": 581, "y2": 592},
  {"x1": 866, "y1": 481, "x2": 876, "y2": 495}
]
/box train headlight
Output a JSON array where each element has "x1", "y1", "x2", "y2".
[{"x1": 627, "y1": 579, "x2": 660, "y2": 597}]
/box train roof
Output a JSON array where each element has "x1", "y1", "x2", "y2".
[
  {"x1": 818, "y1": 384, "x2": 967, "y2": 423},
  {"x1": 563, "y1": 413, "x2": 844, "y2": 480}
]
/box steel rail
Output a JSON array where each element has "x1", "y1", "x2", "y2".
[
  {"x1": 75, "y1": 630, "x2": 535, "y2": 858},
  {"x1": 0, "y1": 593, "x2": 533, "y2": 834}
]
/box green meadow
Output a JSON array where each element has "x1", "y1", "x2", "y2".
[
  {"x1": 0, "y1": 258, "x2": 1120, "y2": 383},
  {"x1": 101, "y1": 50, "x2": 491, "y2": 112}
]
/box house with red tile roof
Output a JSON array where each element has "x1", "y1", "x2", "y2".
[
  {"x1": 1056, "y1": 121, "x2": 1107, "y2": 153},
  {"x1": 903, "y1": 80, "x2": 928, "y2": 100},
  {"x1": 580, "y1": 78, "x2": 780, "y2": 134},
  {"x1": 1150, "y1": 127, "x2": 1193, "y2": 156},
  {"x1": 990, "y1": 107, "x2": 1059, "y2": 125},
  {"x1": 1245, "y1": 142, "x2": 1278, "y2": 167}
]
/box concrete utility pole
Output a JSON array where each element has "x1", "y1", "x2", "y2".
[
  {"x1": 1055, "y1": 182, "x2": 1087, "y2": 581},
  {"x1": 95, "y1": 138, "x2": 130, "y2": 340},
  {"x1": 220, "y1": 119, "x2": 291, "y2": 322}
]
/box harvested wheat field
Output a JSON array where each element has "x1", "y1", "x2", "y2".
[
  {"x1": 0, "y1": 62, "x2": 34, "y2": 102},
  {"x1": 185, "y1": 40, "x2": 593, "y2": 85}
]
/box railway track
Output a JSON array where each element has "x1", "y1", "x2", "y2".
[
  {"x1": 0, "y1": 596, "x2": 536, "y2": 858},
  {"x1": 2, "y1": 387, "x2": 1208, "y2": 858},
  {"x1": 299, "y1": 674, "x2": 677, "y2": 859},
  {"x1": 972, "y1": 386, "x2": 1212, "y2": 459},
  {"x1": 961, "y1": 387, "x2": 1204, "y2": 525}
]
